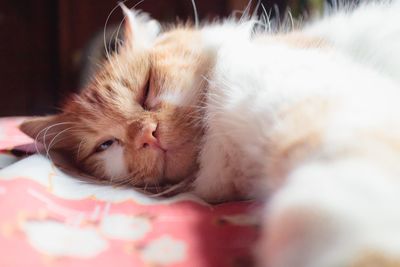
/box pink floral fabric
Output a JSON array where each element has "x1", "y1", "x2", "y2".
[{"x1": 0, "y1": 117, "x2": 259, "y2": 267}]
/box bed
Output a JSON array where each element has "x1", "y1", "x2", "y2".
[{"x1": 0, "y1": 117, "x2": 259, "y2": 267}]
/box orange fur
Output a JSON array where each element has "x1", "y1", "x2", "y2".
[
  {"x1": 20, "y1": 23, "x2": 209, "y2": 186},
  {"x1": 351, "y1": 252, "x2": 400, "y2": 267},
  {"x1": 264, "y1": 98, "x2": 331, "y2": 189},
  {"x1": 19, "y1": 18, "x2": 330, "y2": 189}
]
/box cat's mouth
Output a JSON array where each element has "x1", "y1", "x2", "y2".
[{"x1": 148, "y1": 137, "x2": 167, "y2": 153}]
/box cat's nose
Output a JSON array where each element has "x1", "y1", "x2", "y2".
[{"x1": 138, "y1": 122, "x2": 163, "y2": 150}]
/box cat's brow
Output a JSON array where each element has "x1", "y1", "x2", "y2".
[{"x1": 85, "y1": 90, "x2": 107, "y2": 105}]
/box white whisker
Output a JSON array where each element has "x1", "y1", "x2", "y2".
[
  {"x1": 46, "y1": 126, "x2": 78, "y2": 160},
  {"x1": 76, "y1": 139, "x2": 86, "y2": 161},
  {"x1": 190, "y1": 0, "x2": 199, "y2": 28},
  {"x1": 35, "y1": 122, "x2": 76, "y2": 155}
]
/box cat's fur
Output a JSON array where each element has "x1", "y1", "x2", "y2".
[{"x1": 20, "y1": 1, "x2": 400, "y2": 266}]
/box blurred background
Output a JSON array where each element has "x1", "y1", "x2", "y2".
[{"x1": 0, "y1": 0, "x2": 324, "y2": 116}]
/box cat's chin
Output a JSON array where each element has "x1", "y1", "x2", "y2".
[{"x1": 162, "y1": 151, "x2": 198, "y2": 184}]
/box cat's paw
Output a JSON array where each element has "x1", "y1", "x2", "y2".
[
  {"x1": 256, "y1": 206, "x2": 342, "y2": 267},
  {"x1": 256, "y1": 159, "x2": 400, "y2": 267}
]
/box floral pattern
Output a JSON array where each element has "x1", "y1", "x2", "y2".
[{"x1": 0, "y1": 117, "x2": 260, "y2": 267}]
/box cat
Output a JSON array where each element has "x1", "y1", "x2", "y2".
[{"x1": 20, "y1": 1, "x2": 400, "y2": 266}]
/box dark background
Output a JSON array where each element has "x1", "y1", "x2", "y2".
[{"x1": 0, "y1": 0, "x2": 316, "y2": 116}]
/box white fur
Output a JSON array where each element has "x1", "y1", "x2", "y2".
[
  {"x1": 305, "y1": 1, "x2": 400, "y2": 83},
  {"x1": 156, "y1": 88, "x2": 198, "y2": 108},
  {"x1": 158, "y1": 91, "x2": 185, "y2": 106},
  {"x1": 261, "y1": 157, "x2": 400, "y2": 267},
  {"x1": 100, "y1": 144, "x2": 128, "y2": 180},
  {"x1": 194, "y1": 1, "x2": 400, "y2": 266},
  {"x1": 201, "y1": 20, "x2": 255, "y2": 52}
]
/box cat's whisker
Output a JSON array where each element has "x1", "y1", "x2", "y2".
[
  {"x1": 190, "y1": 0, "x2": 199, "y2": 29},
  {"x1": 76, "y1": 139, "x2": 86, "y2": 161},
  {"x1": 101, "y1": 169, "x2": 141, "y2": 187},
  {"x1": 111, "y1": 0, "x2": 149, "y2": 76},
  {"x1": 37, "y1": 129, "x2": 83, "y2": 153},
  {"x1": 114, "y1": 2, "x2": 134, "y2": 55},
  {"x1": 287, "y1": 10, "x2": 294, "y2": 31},
  {"x1": 46, "y1": 126, "x2": 79, "y2": 160},
  {"x1": 154, "y1": 181, "x2": 161, "y2": 193},
  {"x1": 34, "y1": 122, "x2": 76, "y2": 155},
  {"x1": 260, "y1": 4, "x2": 272, "y2": 32},
  {"x1": 240, "y1": 0, "x2": 254, "y2": 23},
  {"x1": 106, "y1": 167, "x2": 140, "y2": 186},
  {"x1": 147, "y1": 178, "x2": 194, "y2": 197},
  {"x1": 103, "y1": 2, "x2": 129, "y2": 76},
  {"x1": 103, "y1": 1, "x2": 127, "y2": 61},
  {"x1": 110, "y1": 177, "x2": 140, "y2": 189}
]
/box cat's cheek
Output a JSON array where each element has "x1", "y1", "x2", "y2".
[
  {"x1": 163, "y1": 146, "x2": 198, "y2": 183},
  {"x1": 99, "y1": 145, "x2": 129, "y2": 180},
  {"x1": 125, "y1": 148, "x2": 165, "y2": 184}
]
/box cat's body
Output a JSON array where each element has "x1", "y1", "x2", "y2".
[
  {"x1": 196, "y1": 4, "x2": 400, "y2": 265},
  {"x1": 196, "y1": 2, "x2": 400, "y2": 197},
  {"x1": 21, "y1": 1, "x2": 400, "y2": 266}
]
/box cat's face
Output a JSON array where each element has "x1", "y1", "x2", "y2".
[{"x1": 20, "y1": 8, "x2": 212, "y2": 187}]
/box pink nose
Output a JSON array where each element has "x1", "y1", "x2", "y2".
[{"x1": 137, "y1": 122, "x2": 161, "y2": 150}]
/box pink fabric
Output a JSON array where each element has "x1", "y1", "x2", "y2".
[
  {"x1": 0, "y1": 117, "x2": 32, "y2": 150},
  {"x1": 0, "y1": 117, "x2": 260, "y2": 267}
]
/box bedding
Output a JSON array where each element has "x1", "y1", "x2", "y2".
[{"x1": 0, "y1": 117, "x2": 259, "y2": 267}]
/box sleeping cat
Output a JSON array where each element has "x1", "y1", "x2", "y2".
[{"x1": 20, "y1": 1, "x2": 400, "y2": 266}]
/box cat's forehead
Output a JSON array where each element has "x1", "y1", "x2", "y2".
[
  {"x1": 67, "y1": 79, "x2": 141, "y2": 125},
  {"x1": 154, "y1": 28, "x2": 199, "y2": 47},
  {"x1": 67, "y1": 28, "x2": 203, "y2": 122},
  {"x1": 99, "y1": 27, "x2": 200, "y2": 78}
]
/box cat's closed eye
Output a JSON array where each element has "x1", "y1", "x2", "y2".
[
  {"x1": 141, "y1": 78, "x2": 151, "y2": 110},
  {"x1": 96, "y1": 138, "x2": 119, "y2": 153}
]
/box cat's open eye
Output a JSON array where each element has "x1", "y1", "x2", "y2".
[{"x1": 95, "y1": 138, "x2": 118, "y2": 153}]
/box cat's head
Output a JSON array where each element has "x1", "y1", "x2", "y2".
[{"x1": 20, "y1": 6, "x2": 214, "y2": 187}]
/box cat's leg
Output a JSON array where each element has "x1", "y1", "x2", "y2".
[{"x1": 257, "y1": 158, "x2": 400, "y2": 267}]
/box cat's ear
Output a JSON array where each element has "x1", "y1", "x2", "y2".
[
  {"x1": 120, "y1": 4, "x2": 160, "y2": 48},
  {"x1": 19, "y1": 115, "x2": 74, "y2": 150}
]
